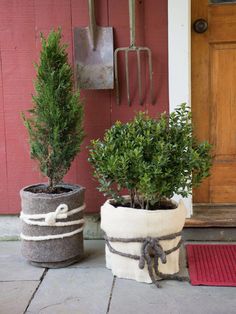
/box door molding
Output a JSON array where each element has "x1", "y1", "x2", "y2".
[{"x1": 168, "y1": 0, "x2": 192, "y2": 216}]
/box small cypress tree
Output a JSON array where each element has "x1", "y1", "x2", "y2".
[{"x1": 23, "y1": 29, "x2": 84, "y2": 192}]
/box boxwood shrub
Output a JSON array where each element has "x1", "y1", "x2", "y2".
[{"x1": 88, "y1": 104, "x2": 212, "y2": 210}]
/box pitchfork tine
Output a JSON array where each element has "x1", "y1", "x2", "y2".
[
  {"x1": 125, "y1": 50, "x2": 131, "y2": 106},
  {"x1": 137, "y1": 49, "x2": 142, "y2": 105},
  {"x1": 114, "y1": 0, "x2": 154, "y2": 106},
  {"x1": 115, "y1": 49, "x2": 120, "y2": 105},
  {"x1": 147, "y1": 48, "x2": 154, "y2": 105}
]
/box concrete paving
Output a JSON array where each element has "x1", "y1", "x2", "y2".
[
  {"x1": 26, "y1": 268, "x2": 114, "y2": 314},
  {"x1": 109, "y1": 279, "x2": 236, "y2": 314},
  {"x1": 0, "y1": 281, "x2": 40, "y2": 314},
  {"x1": 0, "y1": 241, "x2": 45, "y2": 281},
  {"x1": 0, "y1": 240, "x2": 235, "y2": 314}
]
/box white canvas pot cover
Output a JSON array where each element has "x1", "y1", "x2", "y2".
[{"x1": 101, "y1": 199, "x2": 187, "y2": 284}]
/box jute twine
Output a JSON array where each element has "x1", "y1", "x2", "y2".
[{"x1": 104, "y1": 231, "x2": 188, "y2": 288}]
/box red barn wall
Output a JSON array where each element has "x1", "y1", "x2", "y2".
[{"x1": 0, "y1": 0, "x2": 168, "y2": 214}]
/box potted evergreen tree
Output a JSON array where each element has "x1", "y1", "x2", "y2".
[
  {"x1": 20, "y1": 29, "x2": 85, "y2": 268},
  {"x1": 89, "y1": 104, "x2": 212, "y2": 287}
]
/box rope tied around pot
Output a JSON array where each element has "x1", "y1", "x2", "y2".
[
  {"x1": 104, "y1": 231, "x2": 187, "y2": 288},
  {"x1": 20, "y1": 203, "x2": 85, "y2": 241}
]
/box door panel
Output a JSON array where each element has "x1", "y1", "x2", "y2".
[
  {"x1": 209, "y1": 5, "x2": 236, "y2": 42},
  {"x1": 192, "y1": 0, "x2": 236, "y2": 203},
  {"x1": 210, "y1": 1, "x2": 236, "y2": 3},
  {"x1": 210, "y1": 163, "x2": 236, "y2": 202},
  {"x1": 210, "y1": 43, "x2": 236, "y2": 157}
]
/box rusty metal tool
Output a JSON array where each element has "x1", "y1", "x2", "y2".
[
  {"x1": 114, "y1": 0, "x2": 153, "y2": 105},
  {"x1": 74, "y1": 0, "x2": 114, "y2": 89}
]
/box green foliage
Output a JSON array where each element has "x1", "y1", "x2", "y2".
[
  {"x1": 88, "y1": 104, "x2": 212, "y2": 209},
  {"x1": 23, "y1": 29, "x2": 84, "y2": 191}
]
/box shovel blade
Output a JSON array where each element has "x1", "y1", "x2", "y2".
[{"x1": 74, "y1": 26, "x2": 114, "y2": 89}]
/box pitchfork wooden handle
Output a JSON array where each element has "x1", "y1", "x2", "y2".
[
  {"x1": 129, "y1": 0, "x2": 136, "y2": 48},
  {"x1": 88, "y1": 0, "x2": 97, "y2": 50}
]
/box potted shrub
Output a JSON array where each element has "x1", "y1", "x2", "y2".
[
  {"x1": 20, "y1": 29, "x2": 85, "y2": 268},
  {"x1": 88, "y1": 104, "x2": 212, "y2": 287}
]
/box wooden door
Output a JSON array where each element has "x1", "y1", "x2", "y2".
[{"x1": 192, "y1": 0, "x2": 236, "y2": 204}]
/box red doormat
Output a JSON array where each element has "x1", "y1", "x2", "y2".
[{"x1": 186, "y1": 244, "x2": 236, "y2": 286}]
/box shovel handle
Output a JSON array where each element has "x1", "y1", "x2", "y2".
[
  {"x1": 88, "y1": 0, "x2": 97, "y2": 50},
  {"x1": 129, "y1": 0, "x2": 136, "y2": 47}
]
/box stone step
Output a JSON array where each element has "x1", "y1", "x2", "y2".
[{"x1": 183, "y1": 227, "x2": 236, "y2": 242}]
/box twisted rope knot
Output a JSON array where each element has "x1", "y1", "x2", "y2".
[
  {"x1": 104, "y1": 231, "x2": 184, "y2": 288},
  {"x1": 139, "y1": 237, "x2": 167, "y2": 270},
  {"x1": 45, "y1": 204, "x2": 69, "y2": 226}
]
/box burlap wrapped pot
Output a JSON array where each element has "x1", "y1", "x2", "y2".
[
  {"x1": 20, "y1": 183, "x2": 85, "y2": 268},
  {"x1": 101, "y1": 198, "x2": 187, "y2": 284}
]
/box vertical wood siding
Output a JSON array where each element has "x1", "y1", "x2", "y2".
[{"x1": 0, "y1": 0, "x2": 168, "y2": 214}]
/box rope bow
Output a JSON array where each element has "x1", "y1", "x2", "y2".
[{"x1": 45, "y1": 204, "x2": 69, "y2": 226}]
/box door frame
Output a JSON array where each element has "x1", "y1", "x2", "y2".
[{"x1": 168, "y1": 0, "x2": 192, "y2": 216}]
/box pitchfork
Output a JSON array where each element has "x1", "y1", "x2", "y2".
[{"x1": 114, "y1": 0, "x2": 153, "y2": 106}]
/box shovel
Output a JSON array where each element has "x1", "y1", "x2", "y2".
[{"x1": 74, "y1": 0, "x2": 114, "y2": 89}]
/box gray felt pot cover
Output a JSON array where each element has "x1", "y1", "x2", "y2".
[{"x1": 20, "y1": 183, "x2": 85, "y2": 267}]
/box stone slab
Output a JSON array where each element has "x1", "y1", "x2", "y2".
[
  {"x1": 0, "y1": 281, "x2": 39, "y2": 314},
  {"x1": 83, "y1": 214, "x2": 103, "y2": 239},
  {"x1": 1, "y1": 216, "x2": 236, "y2": 242},
  {"x1": 183, "y1": 227, "x2": 236, "y2": 241},
  {"x1": 0, "y1": 214, "x2": 103, "y2": 240},
  {"x1": 109, "y1": 279, "x2": 236, "y2": 314},
  {"x1": 74, "y1": 241, "x2": 187, "y2": 277},
  {"x1": 0, "y1": 241, "x2": 45, "y2": 281},
  {"x1": 26, "y1": 268, "x2": 114, "y2": 314},
  {"x1": 76, "y1": 240, "x2": 188, "y2": 277},
  {"x1": 179, "y1": 245, "x2": 189, "y2": 279},
  {"x1": 71, "y1": 240, "x2": 105, "y2": 268},
  {"x1": 0, "y1": 215, "x2": 20, "y2": 240}
]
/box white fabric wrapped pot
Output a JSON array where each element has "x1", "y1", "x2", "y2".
[{"x1": 101, "y1": 198, "x2": 187, "y2": 285}]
